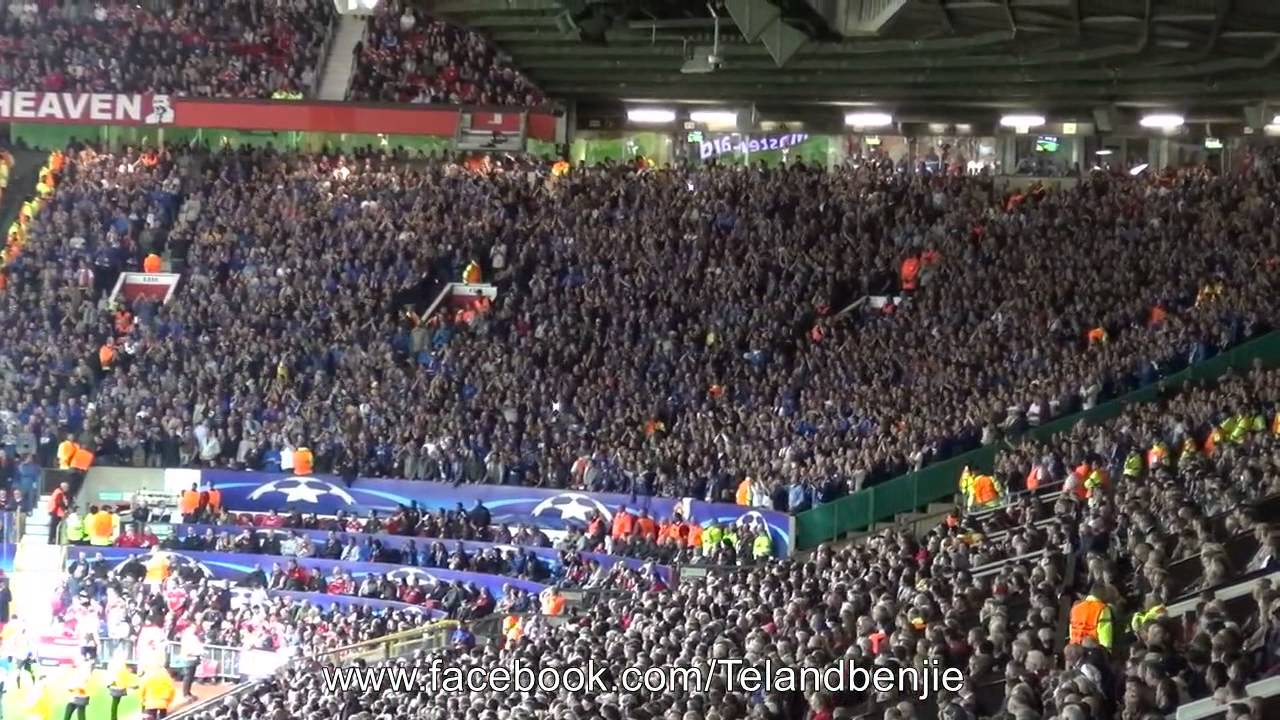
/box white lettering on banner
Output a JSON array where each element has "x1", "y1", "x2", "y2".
[
  {"x1": 64, "y1": 93, "x2": 89, "y2": 119},
  {"x1": 698, "y1": 132, "x2": 811, "y2": 160},
  {"x1": 36, "y1": 93, "x2": 62, "y2": 119},
  {"x1": 89, "y1": 93, "x2": 112, "y2": 121},
  {"x1": 117, "y1": 94, "x2": 141, "y2": 122},
  {"x1": 0, "y1": 91, "x2": 158, "y2": 124},
  {"x1": 14, "y1": 91, "x2": 35, "y2": 118}
]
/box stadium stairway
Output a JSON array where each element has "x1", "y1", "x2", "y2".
[
  {"x1": 318, "y1": 13, "x2": 368, "y2": 100},
  {"x1": 12, "y1": 533, "x2": 64, "y2": 629}
]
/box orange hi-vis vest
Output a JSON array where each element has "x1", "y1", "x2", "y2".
[
  {"x1": 180, "y1": 489, "x2": 200, "y2": 515},
  {"x1": 1069, "y1": 597, "x2": 1107, "y2": 645},
  {"x1": 503, "y1": 615, "x2": 523, "y2": 643},
  {"x1": 1147, "y1": 443, "x2": 1168, "y2": 467},
  {"x1": 1025, "y1": 465, "x2": 1042, "y2": 491},
  {"x1": 69, "y1": 446, "x2": 94, "y2": 471},
  {"x1": 635, "y1": 516, "x2": 657, "y2": 540},
  {"x1": 143, "y1": 254, "x2": 162, "y2": 273},
  {"x1": 89, "y1": 511, "x2": 115, "y2": 545},
  {"x1": 686, "y1": 523, "x2": 702, "y2": 548},
  {"x1": 542, "y1": 593, "x2": 565, "y2": 616},
  {"x1": 900, "y1": 257, "x2": 921, "y2": 291},
  {"x1": 293, "y1": 447, "x2": 314, "y2": 475},
  {"x1": 58, "y1": 440, "x2": 78, "y2": 469},
  {"x1": 145, "y1": 555, "x2": 171, "y2": 584},
  {"x1": 1071, "y1": 463, "x2": 1092, "y2": 499},
  {"x1": 972, "y1": 475, "x2": 999, "y2": 504},
  {"x1": 736, "y1": 478, "x2": 752, "y2": 506},
  {"x1": 611, "y1": 512, "x2": 634, "y2": 540}
]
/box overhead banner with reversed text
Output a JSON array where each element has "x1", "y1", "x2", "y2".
[
  {"x1": 194, "y1": 470, "x2": 794, "y2": 556},
  {"x1": 0, "y1": 90, "x2": 559, "y2": 140}
]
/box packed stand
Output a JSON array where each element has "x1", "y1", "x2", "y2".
[
  {"x1": 955, "y1": 364, "x2": 1280, "y2": 718},
  {"x1": 348, "y1": 0, "x2": 544, "y2": 106},
  {"x1": 5, "y1": 144, "x2": 1280, "y2": 515},
  {"x1": 57, "y1": 550, "x2": 432, "y2": 660},
  {"x1": 58, "y1": 503, "x2": 547, "y2": 619},
  {"x1": 0, "y1": 0, "x2": 333, "y2": 98},
  {"x1": 183, "y1": 364, "x2": 1280, "y2": 720}
]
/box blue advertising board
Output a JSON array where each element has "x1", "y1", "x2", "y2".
[
  {"x1": 174, "y1": 523, "x2": 674, "y2": 585},
  {"x1": 198, "y1": 470, "x2": 794, "y2": 556},
  {"x1": 76, "y1": 547, "x2": 546, "y2": 603}
]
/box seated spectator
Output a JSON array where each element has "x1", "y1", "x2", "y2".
[
  {"x1": 348, "y1": 0, "x2": 543, "y2": 106},
  {"x1": 0, "y1": 0, "x2": 334, "y2": 98}
]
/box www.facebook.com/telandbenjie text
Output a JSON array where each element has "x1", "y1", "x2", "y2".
[{"x1": 320, "y1": 658, "x2": 965, "y2": 701}]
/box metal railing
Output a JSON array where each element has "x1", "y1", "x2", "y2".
[
  {"x1": 96, "y1": 638, "x2": 242, "y2": 681},
  {"x1": 316, "y1": 619, "x2": 460, "y2": 665}
]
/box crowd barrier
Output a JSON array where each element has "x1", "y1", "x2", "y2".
[
  {"x1": 83, "y1": 546, "x2": 546, "y2": 602},
  {"x1": 172, "y1": 522, "x2": 676, "y2": 585},
  {"x1": 794, "y1": 330, "x2": 1280, "y2": 549},
  {"x1": 198, "y1": 469, "x2": 795, "y2": 557}
]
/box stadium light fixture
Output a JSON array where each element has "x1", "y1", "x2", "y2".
[
  {"x1": 1139, "y1": 113, "x2": 1184, "y2": 129},
  {"x1": 1096, "y1": 149, "x2": 1114, "y2": 156},
  {"x1": 627, "y1": 108, "x2": 676, "y2": 124},
  {"x1": 689, "y1": 110, "x2": 738, "y2": 126},
  {"x1": 999, "y1": 114, "x2": 1045, "y2": 128},
  {"x1": 844, "y1": 112, "x2": 893, "y2": 127}
]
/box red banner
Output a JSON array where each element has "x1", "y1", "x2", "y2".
[{"x1": 0, "y1": 91, "x2": 559, "y2": 141}]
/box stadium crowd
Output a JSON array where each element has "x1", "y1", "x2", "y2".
[
  {"x1": 4, "y1": 143, "x2": 1277, "y2": 515},
  {"x1": 60, "y1": 550, "x2": 435, "y2": 658},
  {"x1": 348, "y1": 1, "x2": 544, "y2": 106},
  {"x1": 176, "y1": 363, "x2": 1280, "y2": 720},
  {"x1": 0, "y1": 0, "x2": 333, "y2": 98}
]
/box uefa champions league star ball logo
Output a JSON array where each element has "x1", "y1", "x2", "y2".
[
  {"x1": 384, "y1": 567, "x2": 438, "y2": 585},
  {"x1": 247, "y1": 477, "x2": 356, "y2": 505},
  {"x1": 735, "y1": 510, "x2": 768, "y2": 532},
  {"x1": 531, "y1": 492, "x2": 614, "y2": 524}
]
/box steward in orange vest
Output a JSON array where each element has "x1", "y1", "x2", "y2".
[
  {"x1": 540, "y1": 588, "x2": 566, "y2": 616},
  {"x1": 293, "y1": 447, "x2": 314, "y2": 475},
  {"x1": 1068, "y1": 591, "x2": 1114, "y2": 649},
  {"x1": 611, "y1": 508, "x2": 634, "y2": 540}
]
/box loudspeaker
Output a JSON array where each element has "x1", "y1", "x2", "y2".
[
  {"x1": 1244, "y1": 103, "x2": 1269, "y2": 130},
  {"x1": 1092, "y1": 107, "x2": 1113, "y2": 133}
]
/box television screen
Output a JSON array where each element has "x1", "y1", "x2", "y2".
[{"x1": 1035, "y1": 136, "x2": 1060, "y2": 153}]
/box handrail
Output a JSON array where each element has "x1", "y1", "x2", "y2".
[
  {"x1": 1173, "y1": 675, "x2": 1280, "y2": 720},
  {"x1": 312, "y1": 12, "x2": 339, "y2": 98},
  {"x1": 316, "y1": 619, "x2": 458, "y2": 663},
  {"x1": 343, "y1": 16, "x2": 369, "y2": 102}
]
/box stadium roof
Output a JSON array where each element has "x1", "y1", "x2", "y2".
[{"x1": 434, "y1": 0, "x2": 1280, "y2": 125}]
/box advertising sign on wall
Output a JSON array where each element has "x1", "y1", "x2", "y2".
[
  {"x1": 698, "y1": 132, "x2": 810, "y2": 160},
  {"x1": 0, "y1": 91, "x2": 560, "y2": 142},
  {"x1": 0, "y1": 92, "x2": 173, "y2": 125}
]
